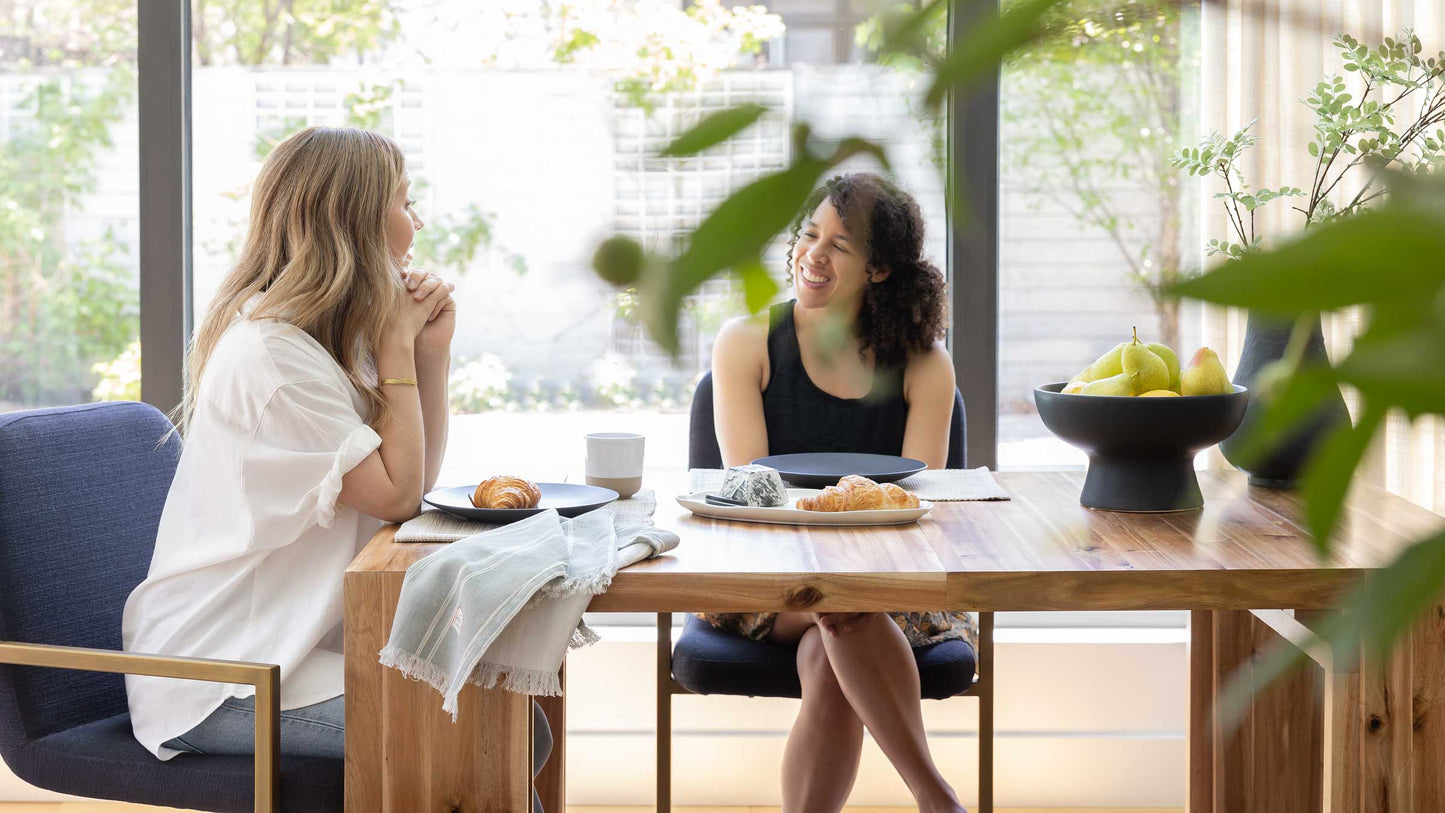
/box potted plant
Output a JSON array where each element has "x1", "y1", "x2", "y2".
[{"x1": 1172, "y1": 29, "x2": 1445, "y2": 486}]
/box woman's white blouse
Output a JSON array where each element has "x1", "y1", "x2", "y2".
[{"x1": 123, "y1": 312, "x2": 383, "y2": 759}]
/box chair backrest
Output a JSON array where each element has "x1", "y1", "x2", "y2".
[
  {"x1": 0, "y1": 402, "x2": 180, "y2": 749},
  {"x1": 688, "y1": 373, "x2": 725, "y2": 469},
  {"x1": 688, "y1": 371, "x2": 968, "y2": 468}
]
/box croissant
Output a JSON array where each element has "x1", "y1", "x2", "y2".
[
  {"x1": 797, "y1": 475, "x2": 919, "y2": 512},
  {"x1": 471, "y1": 476, "x2": 542, "y2": 509}
]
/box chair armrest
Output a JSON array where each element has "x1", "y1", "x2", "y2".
[{"x1": 0, "y1": 641, "x2": 280, "y2": 813}]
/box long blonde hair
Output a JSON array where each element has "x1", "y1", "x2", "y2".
[{"x1": 177, "y1": 126, "x2": 406, "y2": 435}]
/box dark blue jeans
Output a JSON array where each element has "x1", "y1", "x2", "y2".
[{"x1": 164, "y1": 695, "x2": 553, "y2": 812}]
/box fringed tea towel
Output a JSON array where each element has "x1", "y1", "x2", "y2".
[{"x1": 378, "y1": 508, "x2": 678, "y2": 719}]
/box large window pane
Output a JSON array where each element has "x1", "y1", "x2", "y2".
[
  {"x1": 187, "y1": 1, "x2": 946, "y2": 489},
  {"x1": 997, "y1": 0, "x2": 1201, "y2": 469},
  {"x1": 0, "y1": 2, "x2": 139, "y2": 410}
]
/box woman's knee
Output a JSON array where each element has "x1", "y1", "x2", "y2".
[
  {"x1": 796, "y1": 629, "x2": 844, "y2": 700},
  {"x1": 532, "y1": 701, "x2": 552, "y2": 777}
]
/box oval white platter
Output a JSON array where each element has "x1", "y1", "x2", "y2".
[{"x1": 676, "y1": 488, "x2": 933, "y2": 527}]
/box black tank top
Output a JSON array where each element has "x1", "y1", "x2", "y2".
[{"x1": 760, "y1": 301, "x2": 909, "y2": 456}]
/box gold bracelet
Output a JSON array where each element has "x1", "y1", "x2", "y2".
[{"x1": 380, "y1": 377, "x2": 418, "y2": 387}]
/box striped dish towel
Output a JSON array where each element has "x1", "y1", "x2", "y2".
[{"x1": 378, "y1": 508, "x2": 678, "y2": 718}]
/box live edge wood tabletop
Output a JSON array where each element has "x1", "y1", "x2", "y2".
[{"x1": 343, "y1": 470, "x2": 1445, "y2": 812}]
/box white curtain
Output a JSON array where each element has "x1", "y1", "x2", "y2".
[{"x1": 1196, "y1": 0, "x2": 1444, "y2": 509}]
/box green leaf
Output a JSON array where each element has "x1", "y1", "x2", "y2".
[
  {"x1": 641, "y1": 135, "x2": 887, "y2": 354},
  {"x1": 658, "y1": 104, "x2": 769, "y2": 158},
  {"x1": 1335, "y1": 323, "x2": 1445, "y2": 415},
  {"x1": 1227, "y1": 362, "x2": 1343, "y2": 470},
  {"x1": 925, "y1": 0, "x2": 1056, "y2": 108},
  {"x1": 1172, "y1": 206, "x2": 1445, "y2": 314},
  {"x1": 1342, "y1": 527, "x2": 1445, "y2": 664},
  {"x1": 591, "y1": 236, "x2": 645, "y2": 287},
  {"x1": 1216, "y1": 625, "x2": 1315, "y2": 729},
  {"x1": 1219, "y1": 528, "x2": 1445, "y2": 728},
  {"x1": 1301, "y1": 403, "x2": 1386, "y2": 553},
  {"x1": 878, "y1": 0, "x2": 948, "y2": 61},
  {"x1": 738, "y1": 258, "x2": 780, "y2": 314}
]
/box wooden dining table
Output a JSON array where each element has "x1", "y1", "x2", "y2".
[{"x1": 343, "y1": 469, "x2": 1445, "y2": 812}]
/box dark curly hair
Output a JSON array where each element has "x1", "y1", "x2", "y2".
[{"x1": 784, "y1": 173, "x2": 947, "y2": 369}]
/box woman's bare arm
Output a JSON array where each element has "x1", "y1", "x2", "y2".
[
  {"x1": 711, "y1": 315, "x2": 771, "y2": 468},
  {"x1": 337, "y1": 284, "x2": 451, "y2": 523},
  {"x1": 900, "y1": 342, "x2": 956, "y2": 469}
]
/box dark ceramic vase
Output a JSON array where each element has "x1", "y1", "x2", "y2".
[{"x1": 1217, "y1": 312, "x2": 1350, "y2": 488}]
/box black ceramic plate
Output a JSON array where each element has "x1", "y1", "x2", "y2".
[
  {"x1": 423, "y1": 483, "x2": 618, "y2": 524},
  {"x1": 751, "y1": 453, "x2": 927, "y2": 488}
]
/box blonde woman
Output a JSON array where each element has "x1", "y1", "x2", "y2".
[{"x1": 121, "y1": 127, "x2": 552, "y2": 810}]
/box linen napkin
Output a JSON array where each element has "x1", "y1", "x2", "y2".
[
  {"x1": 395, "y1": 489, "x2": 658, "y2": 543},
  {"x1": 688, "y1": 466, "x2": 1010, "y2": 501},
  {"x1": 378, "y1": 508, "x2": 678, "y2": 719}
]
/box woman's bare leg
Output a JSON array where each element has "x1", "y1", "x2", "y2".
[
  {"x1": 814, "y1": 614, "x2": 964, "y2": 813},
  {"x1": 769, "y1": 613, "x2": 864, "y2": 813}
]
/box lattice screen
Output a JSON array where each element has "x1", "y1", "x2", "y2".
[{"x1": 608, "y1": 71, "x2": 793, "y2": 370}]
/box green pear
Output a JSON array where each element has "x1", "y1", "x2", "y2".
[
  {"x1": 1147, "y1": 343, "x2": 1181, "y2": 392},
  {"x1": 1080, "y1": 371, "x2": 1138, "y2": 396},
  {"x1": 1074, "y1": 342, "x2": 1127, "y2": 383},
  {"x1": 1121, "y1": 328, "x2": 1170, "y2": 395},
  {"x1": 1181, "y1": 347, "x2": 1231, "y2": 396}
]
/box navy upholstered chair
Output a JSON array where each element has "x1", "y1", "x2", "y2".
[
  {"x1": 0, "y1": 402, "x2": 339, "y2": 813},
  {"x1": 657, "y1": 372, "x2": 996, "y2": 811}
]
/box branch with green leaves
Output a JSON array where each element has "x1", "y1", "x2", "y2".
[
  {"x1": 590, "y1": 0, "x2": 1056, "y2": 354},
  {"x1": 1171, "y1": 167, "x2": 1445, "y2": 720},
  {"x1": 1175, "y1": 28, "x2": 1444, "y2": 261},
  {"x1": 1301, "y1": 32, "x2": 1445, "y2": 224},
  {"x1": 1170, "y1": 121, "x2": 1302, "y2": 259}
]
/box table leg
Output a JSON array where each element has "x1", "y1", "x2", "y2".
[
  {"x1": 1354, "y1": 600, "x2": 1445, "y2": 812},
  {"x1": 1298, "y1": 601, "x2": 1445, "y2": 813},
  {"x1": 1409, "y1": 601, "x2": 1445, "y2": 811},
  {"x1": 1188, "y1": 611, "x2": 1214, "y2": 813},
  {"x1": 344, "y1": 571, "x2": 532, "y2": 810},
  {"x1": 1189, "y1": 610, "x2": 1323, "y2": 813},
  {"x1": 535, "y1": 664, "x2": 567, "y2": 812}
]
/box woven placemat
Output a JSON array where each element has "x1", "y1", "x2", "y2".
[
  {"x1": 893, "y1": 467, "x2": 1010, "y2": 501},
  {"x1": 687, "y1": 468, "x2": 1009, "y2": 502},
  {"x1": 395, "y1": 489, "x2": 658, "y2": 543}
]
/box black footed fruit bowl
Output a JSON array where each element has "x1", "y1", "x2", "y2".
[{"x1": 1034, "y1": 382, "x2": 1249, "y2": 512}]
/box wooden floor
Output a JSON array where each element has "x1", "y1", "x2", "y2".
[{"x1": 0, "y1": 805, "x2": 1182, "y2": 812}]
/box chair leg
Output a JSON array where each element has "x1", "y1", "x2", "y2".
[
  {"x1": 657, "y1": 612, "x2": 673, "y2": 813},
  {"x1": 977, "y1": 611, "x2": 995, "y2": 813}
]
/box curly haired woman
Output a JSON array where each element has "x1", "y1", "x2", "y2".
[{"x1": 703, "y1": 172, "x2": 973, "y2": 813}]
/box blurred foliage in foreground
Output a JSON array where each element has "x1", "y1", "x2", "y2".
[{"x1": 590, "y1": 0, "x2": 1445, "y2": 712}]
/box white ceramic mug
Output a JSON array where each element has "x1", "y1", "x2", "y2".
[{"x1": 585, "y1": 432, "x2": 645, "y2": 499}]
